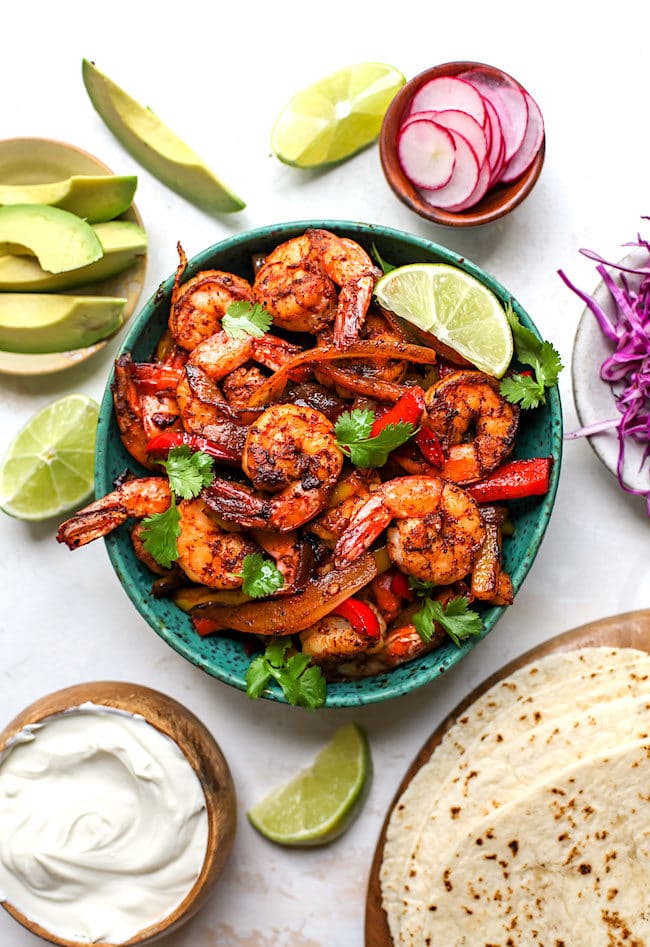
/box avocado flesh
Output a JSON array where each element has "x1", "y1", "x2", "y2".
[
  {"x1": 0, "y1": 175, "x2": 137, "y2": 223},
  {"x1": 0, "y1": 204, "x2": 103, "y2": 274},
  {"x1": 82, "y1": 59, "x2": 245, "y2": 215},
  {"x1": 0, "y1": 294, "x2": 126, "y2": 353},
  {"x1": 0, "y1": 221, "x2": 147, "y2": 291}
]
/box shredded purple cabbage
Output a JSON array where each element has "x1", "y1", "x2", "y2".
[{"x1": 558, "y1": 225, "x2": 650, "y2": 515}]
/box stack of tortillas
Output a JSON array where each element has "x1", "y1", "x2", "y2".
[{"x1": 380, "y1": 647, "x2": 650, "y2": 945}]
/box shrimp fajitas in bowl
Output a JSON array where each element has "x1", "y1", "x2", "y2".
[{"x1": 57, "y1": 221, "x2": 562, "y2": 708}]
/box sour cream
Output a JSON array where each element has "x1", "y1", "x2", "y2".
[{"x1": 0, "y1": 702, "x2": 209, "y2": 944}]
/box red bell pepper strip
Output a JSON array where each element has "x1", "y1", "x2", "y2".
[
  {"x1": 192, "y1": 616, "x2": 222, "y2": 637},
  {"x1": 465, "y1": 457, "x2": 553, "y2": 503},
  {"x1": 132, "y1": 365, "x2": 183, "y2": 393},
  {"x1": 332, "y1": 597, "x2": 381, "y2": 640},
  {"x1": 390, "y1": 570, "x2": 415, "y2": 601},
  {"x1": 370, "y1": 387, "x2": 425, "y2": 436},
  {"x1": 414, "y1": 427, "x2": 445, "y2": 468},
  {"x1": 146, "y1": 431, "x2": 241, "y2": 464}
]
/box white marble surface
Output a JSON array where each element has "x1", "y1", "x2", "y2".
[{"x1": 1, "y1": 2, "x2": 649, "y2": 945}]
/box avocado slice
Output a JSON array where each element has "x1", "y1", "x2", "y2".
[
  {"x1": 0, "y1": 175, "x2": 137, "y2": 223},
  {"x1": 0, "y1": 220, "x2": 147, "y2": 291},
  {"x1": 0, "y1": 294, "x2": 126, "y2": 353},
  {"x1": 82, "y1": 59, "x2": 245, "y2": 215},
  {"x1": 0, "y1": 204, "x2": 103, "y2": 274}
]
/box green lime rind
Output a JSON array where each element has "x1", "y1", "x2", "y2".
[
  {"x1": 247, "y1": 723, "x2": 372, "y2": 846},
  {"x1": 0, "y1": 394, "x2": 99, "y2": 520},
  {"x1": 271, "y1": 62, "x2": 406, "y2": 168}
]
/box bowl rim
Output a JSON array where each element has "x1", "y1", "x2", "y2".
[
  {"x1": 96, "y1": 219, "x2": 563, "y2": 708},
  {"x1": 379, "y1": 60, "x2": 545, "y2": 228},
  {"x1": 0, "y1": 680, "x2": 236, "y2": 946}
]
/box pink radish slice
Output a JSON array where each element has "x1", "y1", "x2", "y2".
[
  {"x1": 482, "y1": 97, "x2": 505, "y2": 174},
  {"x1": 499, "y1": 90, "x2": 544, "y2": 182},
  {"x1": 418, "y1": 129, "x2": 480, "y2": 208},
  {"x1": 408, "y1": 76, "x2": 486, "y2": 127},
  {"x1": 397, "y1": 120, "x2": 456, "y2": 189},
  {"x1": 460, "y1": 68, "x2": 528, "y2": 162},
  {"x1": 402, "y1": 109, "x2": 488, "y2": 167},
  {"x1": 489, "y1": 133, "x2": 507, "y2": 187},
  {"x1": 444, "y1": 157, "x2": 491, "y2": 211}
]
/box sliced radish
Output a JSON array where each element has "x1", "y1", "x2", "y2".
[
  {"x1": 444, "y1": 157, "x2": 491, "y2": 211},
  {"x1": 482, "y1": 97, "x2": 504, "y2": 175},
  {"x1": 460, "y1": 68, "x2": 528, "y2": 162},
  {"x1": 408, "y1": 76, "x2": 486, "y2": 127},
  {"x1": 418, "y1": 129, "x2": 480, "y2": 208},
  {"x1": 397, "y1": 120, "x2": 456, "y2": 189},
  {"x1": 402, "y1": 108, "x2": 488, "y2": 167},
  {"x1": 500, "y1": 90, "x2": 544, "y2": 182}
]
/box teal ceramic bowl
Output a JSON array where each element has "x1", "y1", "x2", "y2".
[{"x1": 95, "y1": 220, "x2": 562, "y2": 708}]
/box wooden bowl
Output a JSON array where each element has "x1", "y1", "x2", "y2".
[
  {"x1": 379, "y1": 61, "x2": 545, "y2": 227},
  {"x1": 0, "y1": 681, "x2": 237, "y2": 946}
]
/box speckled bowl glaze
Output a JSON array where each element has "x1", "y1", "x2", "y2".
[{"x1": 95, "y1": 220, "x2": 562, "y2": 708}]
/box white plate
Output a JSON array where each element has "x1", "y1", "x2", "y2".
[{"x1": 571, "y1": 246, "x2": 649, "y2": 494}]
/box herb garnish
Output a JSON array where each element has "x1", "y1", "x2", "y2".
[
  {"x1": 499, "y1": 302, "x2": 563, "y2": 410},
  {"x1": 246, "y1": 639, "x2": 327, "y2": 710},
  {"x1": 222, "y1": 301, "x2": 272, "y2": 339},
  {"x1": 235, "y1": 553, "x2": 285, "y2": 598},
  {"x1": 408, "y1": 578, "x2": 483, "y2": 647},
  {"x1": 335, "y1": 407, "x2": 416, "y2": 468},
  {"x1": 141, "y1": 446, "x2": 215, "y2": 567}
]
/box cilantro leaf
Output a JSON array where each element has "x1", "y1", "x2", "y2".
[
  {"x1": 408, "y1": 576, "x2": 438, "y2": 596},
  {"x1": 222, "y1": 301, "x2": 272, "y2": 339},
  {"x1": 236, "y1": 553, "x2": 285, "y2": 598},
  {"x1": 335, "y1": 408, "x2": 416, "y2": 468},
  {"x1": 500, "y1": 302, "x2": 563, "y2": 410},
  {"x1": 371, "y1": 243, "x2": 396, "y2": 274},
  {"x1": 140, "y1": 496, "x2": 181, "y2": 568},
  {"x1": 245, "y1": 640, "x2": 327, "y2": 710},
  {"x1": 158, "y1": 445, "x2": 215, "y2": 499},
  {"x1": 413, "y1": 595, "x2": 483, "y2": 648},
  {"x1": 245, "y1": 654, "x2": 272, "y2": 699}
]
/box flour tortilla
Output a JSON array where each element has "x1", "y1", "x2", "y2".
[
  {"x1": 380, "y1": 647, "x2": 650, "y2": 945},
  {"x1": 416, "y1": 738, "x2": 650, "y2": 946}
]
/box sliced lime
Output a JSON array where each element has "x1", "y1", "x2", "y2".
[
  {"x1": 0, "y1": 394, "x2": 99, "y2": 521},
  {"x1": 247, "y1": 723, "x2": 371, "y2": 846},
  {"x1": 271, "y1": 62, "x2": 405, "y2": 168},
  {"x1": 374, "y1": 262, "x2": 514, "y2": 377}
]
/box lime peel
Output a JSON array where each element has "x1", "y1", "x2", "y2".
[{"x1": 247, "y1": 723, "x2": 371, "y2": 846}]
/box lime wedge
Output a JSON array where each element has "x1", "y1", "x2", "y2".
[
  {"x1": 82, "y1": 59, "x2": 245, "y2": 214},
  {"x1": 0, "y1": 394, "x2": 98, "y2": 521},
  {"x1": 247, "y1": 723, "x2": 371, "y2": 846},
  {"x1": 271, "y1": 62, "x2": 405, "y2": 168},
  {"x1": 374, "y1": 263, "x2": 514, "y2": 377}
]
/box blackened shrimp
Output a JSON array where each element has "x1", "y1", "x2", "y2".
[
  {"x1": 333, "y1": 475, "x2": 485, "y2": 586},
  {"x1": 424, "y1": 370, "x2": 519, "y2": 483}
]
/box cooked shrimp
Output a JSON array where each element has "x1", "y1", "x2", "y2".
[
  {"x1": 203, "y1": 404, "x2": 344, "y2": 531},
  {"x1": 309, "y1": 468, "x2": 381, "y2": 542},
  {"x1": 175, "y1": 329, "x2": 300, "y2": 440},
  {"x1": 252, "y1": 529, "x2": 313, "y2": 593},
  {"x1": 333, "y1": 475, "x2": 485, "y2": 586},
  {"x1": 299, "y1": 604, "x2": 386, "y2": 664},
  {"x1": 253, "y1": 228, "x2": 381, "y2": 347},
  {"x1": 176, "y1": 498, "x2": 257, "y2": 589},
  {"x1": 169, "y1": 250, "x2": 256, "y2": 351},
  {"x1": 56, "y1": 478, "x2": 172, "y2": 549},
  {"x1": 112, "y1": 355, "x2": 183, "y2": 469},
  {"x1": 424, "y1": 370, "x2": 519, "y2": 483}
]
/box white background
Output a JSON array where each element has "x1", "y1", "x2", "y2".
[{"x1": 1, "y1": 2, "x2": 649, "y2": 944}]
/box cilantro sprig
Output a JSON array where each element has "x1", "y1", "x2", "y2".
[
  {"x1": 408, "y1": 578, "x2": 483, "y2": 648},
  {"x1": 499, "y1": 302, "x2": 563, "y2": 410},
  {"x1": 222, "y1": 301, "x2": 272, "y2": 339},
  {"x1": 141, "y1": 446, "x2": 215, "y2": 567},
  {"x1": 235, "y1": 553, "x2": 285, "y2": 598},
  {"x1": 371, "y1": 243, "x2": 396, "y2": 275},
  {"x1": 335, "y1": 407, "x2": 416, "y2": 468},
  {"x1": 246, "y1": 640, "x2": 327, "y2": 710}
]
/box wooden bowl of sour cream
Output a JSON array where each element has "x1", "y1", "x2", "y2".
[{"x1": 0, "y1": 681, "x2": 237, "y2": 947}]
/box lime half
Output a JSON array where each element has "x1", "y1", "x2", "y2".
[
  {"x1": 247, "y1": 723, "x2": 371, "y2": 846},
  {"x1": 271, "y1": 62, "x2": 405, "y2": 168},
  {"x1": 0, "y1": 393, "x2": 99, "y2": 520},
  {"x1": 374, "y1": 263, "x2": 514, "y2": 377}
]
